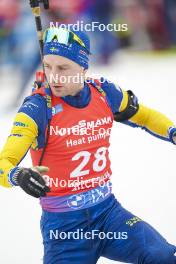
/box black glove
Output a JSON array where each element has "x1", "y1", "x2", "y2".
[{"x1": 13, "y1": 167, "x2": 50, "y2": 198}]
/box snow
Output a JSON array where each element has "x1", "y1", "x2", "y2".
[{"x1": 0, "y1": 52, "x2": 176, "y2": 263}]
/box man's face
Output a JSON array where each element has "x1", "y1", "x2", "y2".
[{"x1": 43, "y1": 55, "x2": 87, "y2": 97}]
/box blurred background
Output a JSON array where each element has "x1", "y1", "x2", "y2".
[
  {"x1": 0, "y1": 1, "x2": 176, "y2": 264},
  {"x1": 0, "y1": 0, "x2": 176, "y2": 109}
]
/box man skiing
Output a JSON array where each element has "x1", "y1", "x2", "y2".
[{"x1": 0, "y1": 26, "x2": 176, "y2": 264}]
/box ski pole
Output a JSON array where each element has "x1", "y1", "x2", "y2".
[{"x1": 29, "y1": 0, "x2": 50, "y2": 83}]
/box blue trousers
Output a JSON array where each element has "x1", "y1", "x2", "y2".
[{"x1": 40, "y1": 194, "x2": 176, "y2": 264}]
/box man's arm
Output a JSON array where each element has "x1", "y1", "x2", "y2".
[
  {"x1": 126, "y1": 103, "x2": 176, "y2": 143},
  {"x1": 0, "y1": 112, "x2": 38, "y2": 187},
  {"x1": 0, "y1": 94, "x2": 50, "y2": 197},
  {"x1": 100, "y1": 78, "x2": 176, "y2": 144}
]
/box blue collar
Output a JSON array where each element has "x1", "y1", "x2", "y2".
[{"x1": 61, "y1": 83, "x2": 91, "y2": 108}]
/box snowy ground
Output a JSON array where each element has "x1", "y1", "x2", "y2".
[{"x1": 0, "y1": 52, "x2": 176, "y2": 264}]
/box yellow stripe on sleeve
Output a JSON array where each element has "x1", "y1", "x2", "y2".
[
  {"x1": 0, "y1": 112, "x2": 38, "y2": 187},
  {"x1": 119, "y1": 90, "x2": 129, "y2": 112}
]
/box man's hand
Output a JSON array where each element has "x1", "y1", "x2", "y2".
[
  {"x1": 169, "y1": 128, "x2": 176, "y2": 144},
  {"x1": 172, "y1": 131, "x2": 176, "y2": 144},
  {"x1": 13, "y1": 166, "x2": 50, "y2": 198}
]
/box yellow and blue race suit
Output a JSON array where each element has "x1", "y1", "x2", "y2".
[
  {"x1": 1, "y1": 78, "x2": 176, "y2": 264},
  {"x1": 0, "y1": 78, "x2": 175, "y2": 188}
]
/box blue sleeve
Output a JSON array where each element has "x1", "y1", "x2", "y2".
[
  {"x1": 18, "y1": 94, "x2": 48, "y2": 137},
  {"x1": 100, "y1": 78, "x2": 124, "y2": 114}
]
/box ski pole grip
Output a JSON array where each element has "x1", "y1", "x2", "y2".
[{"x1": 36, "y1": 71, "x2": 45, "y2": 82}]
